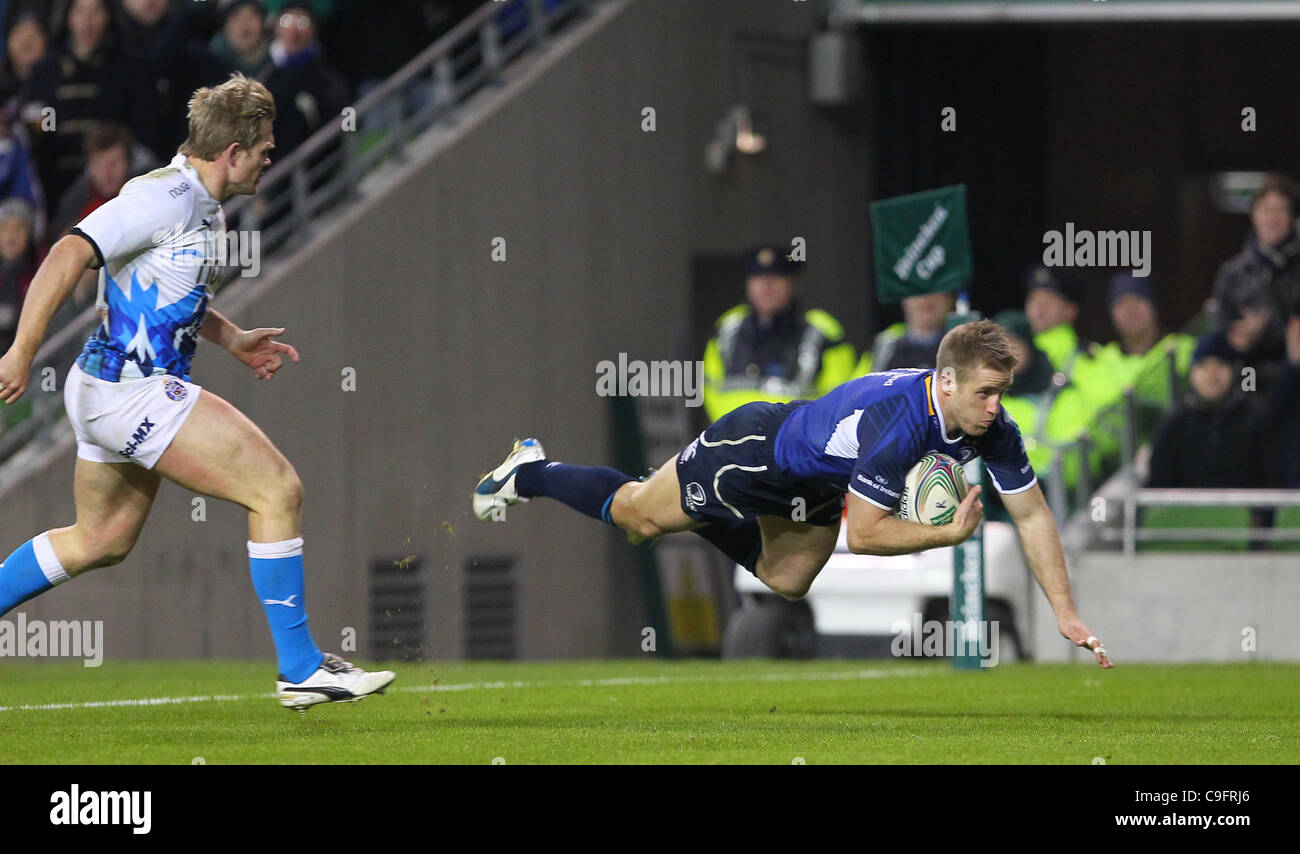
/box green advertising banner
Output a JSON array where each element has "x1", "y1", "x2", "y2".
[{"x1": 870, "y1": 184, "x2": 972, "y2": 304}]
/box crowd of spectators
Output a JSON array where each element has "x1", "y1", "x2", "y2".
[
  {"x1": 0, "y1": 0, "x2": 485, "y2": 368},
  {"x1": 703, "y1": 174, "x2": 1300, "y2": 507},
  {"x1": 1153, "y1": 173, "x2": 1300, "y2": 491}
]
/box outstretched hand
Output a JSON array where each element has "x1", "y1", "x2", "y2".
[
  {"x1": 230, "y1": 327, "x2": 299, "y2": 380},
  {"x1": 1059, "y1": 612, "x2": 1114, "y2": 669}
]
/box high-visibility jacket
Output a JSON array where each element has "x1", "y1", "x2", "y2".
[
  {"x1": 702, "y1": 303, "x2": 856, "y2": 422},
  {"x1": 1090, "y1": 333, "x2": 1196, "y2": 410}
]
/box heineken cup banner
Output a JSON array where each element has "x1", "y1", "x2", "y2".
[{"x1": 870, "y1": 184, "x2": 972, "y2": 303}]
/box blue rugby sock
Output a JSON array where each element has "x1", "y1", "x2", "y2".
[
  {"x1": 248, "y1": 537, "x2": 324, "y2": 683},
  {"x1": 0, "y1": 532, "x2": 70, "y2": 615},
  {"x1": 692, "y1": 518, "x2": 763, "y2": 574},
  {"x1": 515, "y1": 461, "x2": 635, "y2": 524}
]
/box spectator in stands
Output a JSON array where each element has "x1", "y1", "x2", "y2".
[
  {"x1": 997, "y1": 310, "x2": 1055, "y2": 399},
  {"x1": 117, "y1": 0, "x2": 230, "y2": 153},
  {"x1": 1023, "y1": 261, "x2": 1124, "y2": 419},
  {"x1": 853, "y1": 289, "x2": 954, "y2": 376},
  {"x1": 0, "y1": 11, "x2": 47, "y2": 107},
  {"x1": 1146, "y1": 333, "x2": 1271, "y2": 489},
  {"x1": 0, "y1": 197, "x2": 40, "y2": 354},
  {"x1": 50, "y1": 122, "x2": 153, "y2": 241},
  {"x1": 210, "y1": 0, "x2": 273, "y2": 79},
  {"x1": 1093, "y1": 273, "x2": 1194, "y2": 407},
  {"x1": 26, "y1": 0, "x2": 160, "y2": 216},
  {"x1": 0, "y1": 97, "x2": 44, "y2": 239},
  {"x1": 1272, "y1": 299, "x2": 1300, "y2": 489},
  {"x1": 702, "y1": 244, "x2": 855, "y2": 422},
  {"x1": 1212, "y1": 174, "x2": 1300, "y2": 368},
  {"x1": 993, "y1": 309, "x2": 1098, "y2": 495},
  {"x1": 326, "y1": 0, "x2": 458, "y2": 132},
  {"x1": 3, "y1": 1, "x2": 57, "y2": 37},
  {"x1": 1023, "y1": 264, "x2": 1091, "y2": 375},
  {"x1": 264, "y1": 0, "x2": 334, "y2": 26},
  {"x1": 260, "y1": 1, "x2": 349, "y2": 159}
]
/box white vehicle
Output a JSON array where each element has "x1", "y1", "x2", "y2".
[{"x1": 722, "y1": 520, "x2": 1031, "y2": 662}]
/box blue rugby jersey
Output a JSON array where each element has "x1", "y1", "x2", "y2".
[
  {"x1": 773, "y1": 368, "x2": 1037, "y2": 510},
  {"x1": 71, "y1": 154, "x2": 225, "y2": 383}
]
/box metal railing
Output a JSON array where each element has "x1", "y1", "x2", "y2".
[
  {"x1": 1043, "y1": 340, "x2": 1187, "y2": 522},
  {"x1": 0, "y1": 0, "x2": 592, "y2": 471},
  {"x1": 1103, "y1": 489, "x2": 1300, "y2": 557},
  {"x1": 1042, "y1": 335, "x2": 1300, "y2": 554}
]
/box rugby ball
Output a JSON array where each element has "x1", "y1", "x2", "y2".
[{"x1": 896, "y1": 453, "x2": 969, "y2": 526}]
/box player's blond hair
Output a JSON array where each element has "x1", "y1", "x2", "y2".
[
  {"x1": 179, "y1": 74, "x2": 276, "y2": 161},
  {"x1": 935, "y1": 319, "x2": 1017, "y2": 383}
]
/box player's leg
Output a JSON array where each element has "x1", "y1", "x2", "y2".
[
  {"x1": 152, "y1": 389, "x2": 393, "y2": 708},
  {"x1": 153, "y1": 389, "x2": 303, "y2": 542},
  {"x1": 607, "y1": 455, "x2": 702, "y2": 538},
  {"x1": 0, "y1": 459, "x2": 159, "y2": 614},
  {"x1": 51, "y1": 459, "x2": 161, "y2": 575},
  {"x1": 752, "y1": 515, "x2": 841, "y2": 601},
  {"x1": 474, "y1": 438, "x2": 702, "y2": 537},
  {"x1": 474, "y1": 438, "x2": 772, "y2": 572}
]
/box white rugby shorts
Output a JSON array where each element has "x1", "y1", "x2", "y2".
[{"x1": 63, "y1": 361, "x2": 202, "y2": 469}]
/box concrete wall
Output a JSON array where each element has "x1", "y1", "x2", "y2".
[
  {"x1": 1030, "y1": 552, "x2": 1300, "y2": 663},
  {"x1": 3, "y1": 0, "x2": 873, "y2": 661}
]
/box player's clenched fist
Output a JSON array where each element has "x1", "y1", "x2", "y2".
[{"x1": 0, "y1": 349, "x2": 32, "y2": 404}]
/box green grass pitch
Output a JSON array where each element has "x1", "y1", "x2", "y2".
[{"x1": 0, "y1": 659, "x2": 1295, "y2": 764}]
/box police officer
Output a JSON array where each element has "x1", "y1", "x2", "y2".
[
  {"x1": 702, "y1": 244, "x2": 855, "y2": 422},
  {"x1": 853, "y1": 289, "x2": 955, "y2": 377}
]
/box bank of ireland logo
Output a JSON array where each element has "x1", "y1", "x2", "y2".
[
  {"x1": 680, "y1": 436, "x2": 700, "y2": 463},
  {"x1": 684, "y1": 482, "x2": 706, "y2": 511},
  {"x1": 164, "y1": 379, "x2": 187, "y2": 402}
]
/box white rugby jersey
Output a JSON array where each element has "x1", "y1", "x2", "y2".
[{"x1": 71, "y1": 153, "x2": 225, "y2": 382}]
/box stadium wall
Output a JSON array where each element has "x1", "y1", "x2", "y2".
[
  {"x1": 1030, "y1": 553, "x2": 1300, "y2": 662},
  {"x1": 2, "y1": 0, "x2": 873, "y2": 661}
]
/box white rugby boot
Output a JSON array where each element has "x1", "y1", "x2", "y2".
[
  {"x1": 277, "y1": 653, "x2": 396, "y2": 713},
  {"x1": 473, "y1": 438, "x2": 546, "y2": 520}
]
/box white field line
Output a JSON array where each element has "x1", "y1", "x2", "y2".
[{"x1": 0, "y1": 666, "x2": 940, "y2": 713}]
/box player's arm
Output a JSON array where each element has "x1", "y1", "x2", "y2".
[
  {"x1": 202, "y1": 308, "x2": 300, "y2": 380},
  {"x1": 1001, "y1": 483, "x2": 1113, "y2": 668},
  {"x1": 0, "y1": 234, "x2": 98, "y2": 403},
  {"x1": 200, "y1": 308, "x2": 241, "y2": 351},
  {"x1": 845, "y1": 487, "x2": 983, "y2": 556},
  {"x1": 1, "y1": 176, "x2": 190, "y2": 402}
]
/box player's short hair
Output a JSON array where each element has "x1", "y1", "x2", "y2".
[
  {"x1": 935, "y1": 319, "x2": 1017, "y2": 383},
  {"x1": 179, "y1": 73, "x2": 276, "y2": 161}
]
